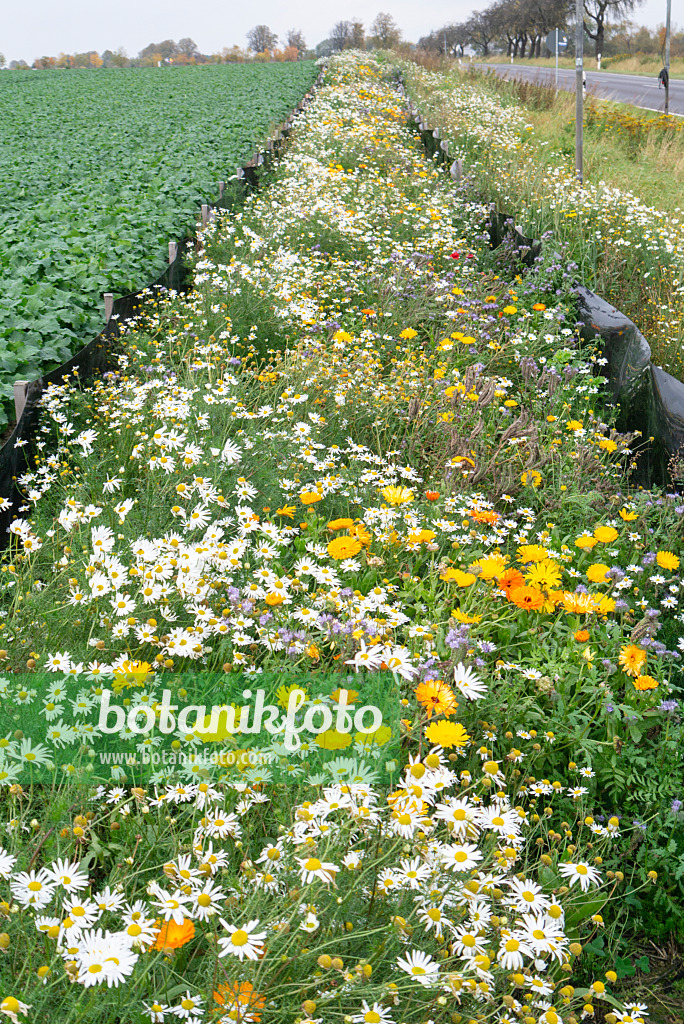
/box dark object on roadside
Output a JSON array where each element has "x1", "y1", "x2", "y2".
[{"x1": 658, "y1": 68, "x2": 669, "y2": 89}]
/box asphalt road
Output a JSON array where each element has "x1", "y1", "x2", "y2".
[{"x1": 477, "y1": 63, "x2": 684, "y2": 116}]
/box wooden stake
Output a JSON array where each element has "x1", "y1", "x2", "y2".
[
  {"x1": 104, "y1": 293, "x2": 114, "y2": 321},
  {"x1": 13, "y1": 381, "x2": 28, "y2": 422},
  {"x1": 168, "y1": 241, "x2": 178, "y2": 264}
]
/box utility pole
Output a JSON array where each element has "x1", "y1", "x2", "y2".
[
  {"x1": 575, "y1": 0, "x2": 584, "y2": 183},
  {"x1": 665, "y1": 0, "x2": 671, "y2": 116},
  {"x1": 444, "y1": 29, "x2": 448, "y2": 58},
  {"x1": 555, "y1": 28, "x2": 559, "y2": 95}
]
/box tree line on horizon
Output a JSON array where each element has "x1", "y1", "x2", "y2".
[
  {"x1": 1, "y1": 13, "x2": 403, "y2": 70},
  {"x1": 418, "y1": 0, "x2": 683, "y2": 62}
]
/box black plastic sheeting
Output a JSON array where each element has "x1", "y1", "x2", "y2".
[
  {"x1": 0, "y1": 71, "x2": 324, "y2": 545},
  {"x1": 406, "y1": 93, "x2": 684, "y2": 489}
]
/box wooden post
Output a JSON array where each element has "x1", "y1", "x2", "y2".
[
  {"x1": 237, "y1": 167, "x2": 245, "y2": 180},
  {"x1": 13, "y1": 381, "x2": 28, "y2": 422},
  {"x1": 219, "y1": 181, "x2": 225, "y2": 199},
  {"x1": 168, "y1": 240, "x2": 178, "y2": 264},
  {"x1": 104, "y1": 293, "x2": 114, "y2": 321},
  {"x1": 450, "y1": 158, "x2": 463, "y2": 182},
  {"x1": 201, "y1": 204, "x2": 210, "y2": 228}
]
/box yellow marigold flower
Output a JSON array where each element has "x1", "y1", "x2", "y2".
[
  {"x1": 327, "y1": 536, "x2": 363, "y2": 560},
  {"x1": 599, "y1": 438, "x2": 617, "y2": 453},
  {"x1": 407, "y1": 529, "x2": 436, "y2": 545},
  {"x1": 399, "y1": 328, "x2": 418, "y2": 339},
  {"x1": 575, "y1": 535, "x2": 598, "y2": 550},
  {"x1": 300, "y1": 491, "x2": 323, "y2": 505},
  {"x1": 525, "y1": 560, "x2": 562, "y2": 590},
  {"x1": 349, "y1": 523, "x2": 372, "y2": 546},
  {"x1": 502, "y1": 305, "x2": 517, "y2": 315},
  {"x1": 275, "y1": 505, "x2": 296, "y2": 519},
  {"x1": 619, "y1": 508, "x2": 638, "y2": 521},
  {"x1": 381, "y1": 485, "x2": 414, "y2": 505},
  {"x1": 618, "y1": 644, "x2": 647, "y2": 677},
  {"x1": 520, "y1": 470, "x2": 542, "y2": 487},
  {"x1": 265, "y1": 593, "x2": 284, "y2": 606},
  {"x1": 517, "y1": 544, "x2": 549, "y2": 564},
  {"x1": 453, "y1": 610, "x2": 481, "y2": 623},
  {"x1": 566, "y1": 420, "x2": 584, "y2": 432},
  {"x1": 594, "y1": 595, "x2": 615, "y2": 615},
  {"x1": 327, "y1": 518, "x2": 354, "y2": 531},
  {"x1": 470, "y1": 554, "x2": 509, "y2": 580},
  {"x1": 355, "y1": 724, "x2": 392, "y2": 747},
  {"x1": 633, "y1": 674, "x2": 659, "y2": 691},
  {"x1": 424, "y1": 720, "x2": 470, "y2": 749},
  {"x1": 593, "y1": 525, "x2": 618, "y2": 543},
  {"x1": 586, "y1": 563, "x2": 610, "y2": 584},
  {"x1": 315, "y1": 730, "x2": 353, "y2": 750},
  {"x1": 563, "y1": 591, "x2": 596, "y2": 614},
  {"x1": 656, "y1": 550, "x2": 680, "y2": 571},
  {"x1": 112, "y1": 660, "x2": 152, "y2": 688},
  {"x1": 440, "y1": 568, "x2": 476, "y2": 586}
]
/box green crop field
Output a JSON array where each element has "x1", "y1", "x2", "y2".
[{"x1": 0, "y1": 61, "x2": 317, "y2": 423}]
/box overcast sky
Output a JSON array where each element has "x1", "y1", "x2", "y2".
[{"x1": 2, "y1": 0, "x2": 672, "y2": 64}]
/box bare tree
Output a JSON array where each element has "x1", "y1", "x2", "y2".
[
  {"x1": 467, "y1": 10, "x2": 496, "y2": 55},
  {"x1": 177, "y1": 37, "x2": 199, "y2": 58},
  {"x1": 370, "y1": 12, "x2": 402, "y2": 48},
  {"x1": 329, "y1": 20, "x2": 365, "y2": 52},
  {"x1": 583, "y1": 0, "x2": 643, "y2": 58},
  {"x1": 286, "y1": 29, "x2": 307, "y2": 54},
  {"x1": 246, "y1": 25, "x2": 278, "y2": 53}
]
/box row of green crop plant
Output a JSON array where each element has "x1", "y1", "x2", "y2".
[
  {"x1": 399, "y1": 61, "x2": 684, "y2": 378},
  {"x1": 0, "y1": 61, "x2": 317, "y2": 425}
]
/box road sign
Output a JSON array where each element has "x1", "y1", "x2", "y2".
[{"x1": 545, "y1": 30, "x2": 568, "y2": 54}]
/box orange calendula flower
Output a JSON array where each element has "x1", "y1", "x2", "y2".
[
  {"x1": 425, "y1": 490, "x2": 440, "y2": 501},
  {"x1": 532, "y1": 303, "x2": 546, "y2": 311},
  {"x1": 327, "y1": 518, "x2": 355, "y2": 531},
  {"x1": 470, "y1": 510, "x2": 500, "y2": 525},
  {"x1": 152, "y1": 918, "x2": 195, "y2": 951},
  {"x1": 214, "y1": 981, "x2": 266, "y2": 1021},
  {"x1": 264, "y1": 593, "x2": 284, "y2": 607},
  {"x1": 618, "y1": 644, "x2": 647, "y2": 678},
  {"x1": 593, "y1": 525, "x2": 619, "y2": 543},
  {"x1": 632, "y1": 674, "x2": 659, "y2": 691},
  {"x1": 586, "y1": 563, "x2": 610, "y2": 584},
  {"x1": 424, "y1": 720, "x2": 470, "y2": 750},
  {"x1": 574, "y1": 630, "x2": 590, "y2": 642},
  {"x1": 575, "y1": 535, "x2": 598, "y2": 550},
  {"x1": 327, "y1": 536, "x2": 363, "y2": 560},
  {"x1": 656, "y1": 550, "x2": 680, "y2": 571},
  {"x1": 508, "y1": 585, "x2": 545, "y2": 611},
  {"x1": 496, "y1": 568, "x2": 525, "y2": 594},
  {"x1": 415, "y1": 680, "x2": 459, "y2": 718},
  {"x1": 300, "y1": 491, "x2": 323, "y2": 505}
]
